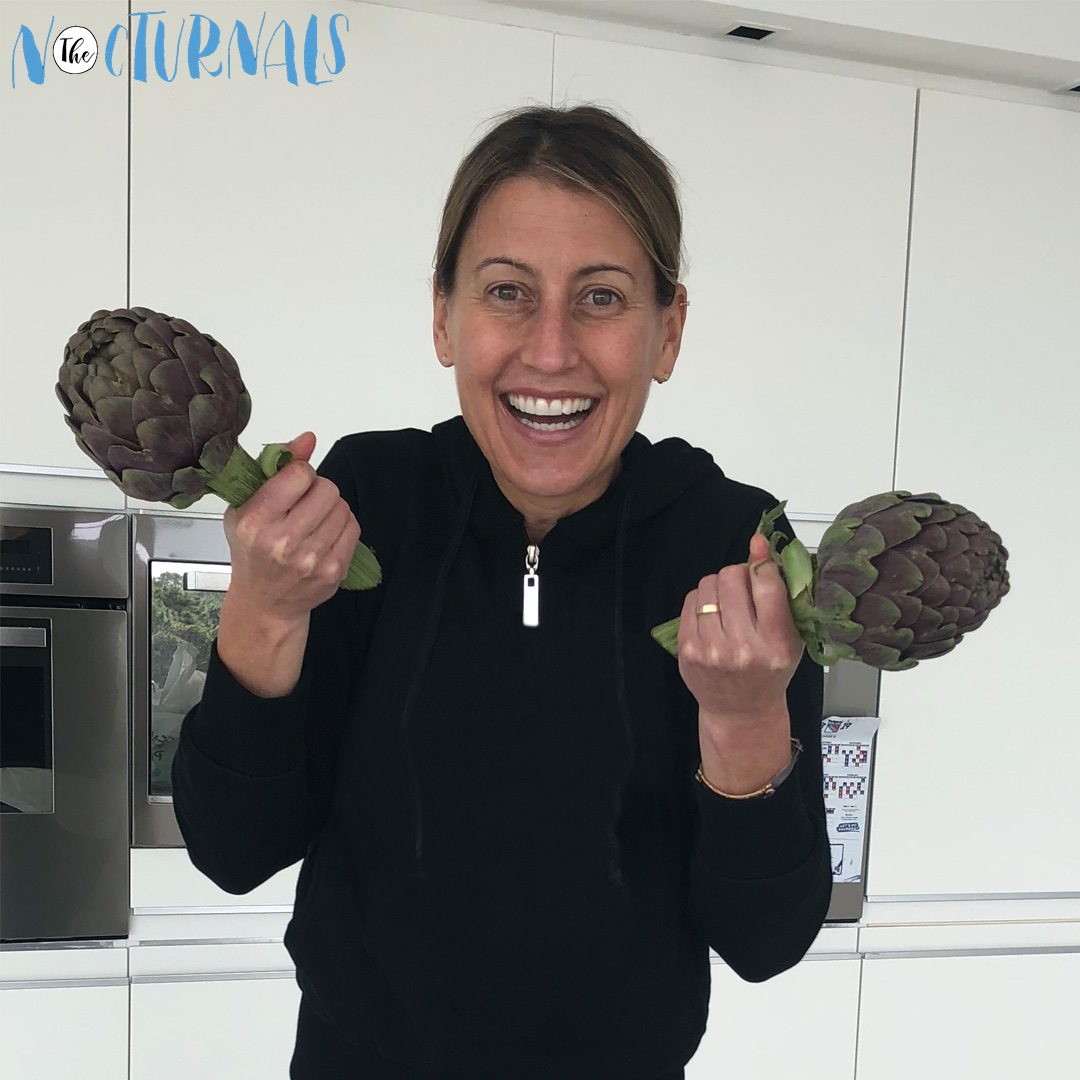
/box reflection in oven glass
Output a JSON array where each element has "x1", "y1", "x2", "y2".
[
  {"x1": 0, "y1": 635, "x2": 53, "y2": 814},
  {"x1": 150, "y1": 569, "x2": 224, "y2": 796}
]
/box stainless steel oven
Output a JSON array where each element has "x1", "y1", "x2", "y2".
[
  {"x1": 0, "y1": 507, "x2": 130, "y2": 942},
  {"x1": 131, "y1": 512, "x2": 231, "y2": 847}
]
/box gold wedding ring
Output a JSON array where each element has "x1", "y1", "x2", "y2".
[{"x1": 695, "y1": 604, "x2": 720, "y2": 616}]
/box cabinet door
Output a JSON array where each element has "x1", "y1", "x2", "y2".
[
  {"x1": 870, "y1": 90, "x2": 1080, "y2": 897},
  {"x1": 857, "y1": 952, "x2": 1079, "y2": 1076},
  {"x1": 128, "y1": 1, "x2": 554, "y2": 513},
  {"x1": 0, "y1": 983, "x2": 128, "y2": 1080},
  {"x1": 687, "y1": 957, "x2": 859, "y2": 1079},
  {"x1": 554, "y1": 35, "x2": 916, "y2": 518},
  {"x1": 130, "y1": 973, "x2": 301, "y2": 1080}
]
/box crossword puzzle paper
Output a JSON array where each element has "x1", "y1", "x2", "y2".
[{"x1": 821, "y1": 715, "x2": 881, "y2": 884}]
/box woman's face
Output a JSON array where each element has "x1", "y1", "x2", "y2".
[{"x1": 433, "y1": 176, "x2": 687, "y2": 534}]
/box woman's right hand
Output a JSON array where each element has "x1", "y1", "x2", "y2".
[{"x1": 222, "y1": 431, "x2": 362, "y2": 625}]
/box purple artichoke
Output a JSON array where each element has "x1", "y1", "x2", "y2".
[
  {"x1": 57, "y1": 305, "x2": 381, "y2": 590},
  {"x1": 651, "y1": 491, "x2": 1009, "y2": 672},
  {"x1": 56, "y1": 306, "x2": 250, "y2": 509},
  {"x1": 809, "y1": 491, "x2": 1009, "y2": 670}
]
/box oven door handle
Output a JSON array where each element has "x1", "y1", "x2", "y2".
[
  {"x1": 183, "y1": 569, "x2": 231, "y2": 592},
  {"x1": 0, "y1": 626, "x2": 47, "y2": 648}
]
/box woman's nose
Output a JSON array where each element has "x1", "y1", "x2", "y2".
[{"x1": 521, "y1": 295, "x2": 578, "y2": 371}]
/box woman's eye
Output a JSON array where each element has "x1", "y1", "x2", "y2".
[
  {"x1": 488, "y1": 285, "x2": 621, "y2": 307},
  {"x1": 586, "y1": 288, "x2": 619, "y2": 308}
]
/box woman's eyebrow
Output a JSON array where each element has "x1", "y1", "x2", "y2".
[{"x1": 473, "y1": 256, "x2": 636, "y2": 282}]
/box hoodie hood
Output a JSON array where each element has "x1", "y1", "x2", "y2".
[{"x1": 398, "y1": 414, "x2": 722, "y2": 885}]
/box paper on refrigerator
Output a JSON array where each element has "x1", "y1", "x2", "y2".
[{"x1": 821, "y1": 715, "x2": 880, "y2": 884}]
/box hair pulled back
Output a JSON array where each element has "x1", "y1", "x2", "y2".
[{"x1": 433, "y1": 104, "x2": 684, "y2": 308}]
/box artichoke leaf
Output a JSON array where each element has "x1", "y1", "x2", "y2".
[
  {"x1": 779, "y1": 539, "x2": 814, "y2": 600},
  {"x1": 167, "y1": 489, "x2": 205, "y2": 510},
  {"x1": 835, "y1": 491, "x2": 907, "y2": 522},
  {"x1": 755, "y1": 500, "x2": 788, "y2": 538},
  {"x1": 817, "y1": 516, "x2": 861, "y2": 554},
  {"x1": 171, "y1": 465, "x2": 211, "y2": 494},
  {"x1": 789, "y1": 588, "x2": 817, "y2": 621}
]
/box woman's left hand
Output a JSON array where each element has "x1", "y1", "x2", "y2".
[{"x1": 676, "y1": 532, "x2": 805, "y2": 724}]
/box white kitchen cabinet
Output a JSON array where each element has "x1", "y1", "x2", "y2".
[
  {"x1": 0, "y1": 1, "x2": 128, "y2": 474},
  {"x1": 0, "y1": 941, "x2": 129, "y2": 1080},
  {"x1": 131, "y1": 847, "x2": 299, "y2": 910},
  {"x1": 130, "y1": 970, "x2": 300, "y2": 1080},
  {"x1": 687, "y1": 956, "x2": 860, "y2": 1079},
  {"x1": 127, "y1": 0, "x2": 555, "y2": 515},
  {"x1": 554, "y1": 34, "x2": 916, "y2": 518},
  {"x1": 869, "y1": 90, "x2": 1080, "y2": 898},
  {"x1": 856, "y1": 951, "x2": 1079, "y2": 1076},
  {"x1": 0, "y1": 983, "x2": 129, "y2": 1080}
]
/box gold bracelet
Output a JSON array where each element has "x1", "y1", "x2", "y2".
[{"x1": 695, "y1": 737, "x2": 803, "y2": 800}]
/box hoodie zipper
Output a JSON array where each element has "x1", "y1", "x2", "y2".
[{"x1": 523, "y1": 533, "x2": 540, "y2": 627}]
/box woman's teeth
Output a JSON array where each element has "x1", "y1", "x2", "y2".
[
  {"x1": 504, "y1": 393, "x2": 595, "y2": 431},
  {"x1": 507, "y1": 393, "x2": 595, "y2": 415},
  {"x1": 517, "y1": 413, "x2": 588, "y2": 432}
]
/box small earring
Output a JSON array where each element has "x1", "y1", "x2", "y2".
[{"x1": 655, "y1": 373, "x2": 669, "y2": 384}]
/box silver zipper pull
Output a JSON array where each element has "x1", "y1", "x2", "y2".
[{"x1": 523, "y1": 544, "x2": 539, "y2": 627}]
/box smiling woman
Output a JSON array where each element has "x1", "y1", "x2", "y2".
[
  {"x1": 430, "y1": 105, "x2": 690, "y2": 543},
  {"x1": 173, "y1": 101, "x2": 830, "y2": 1080}
]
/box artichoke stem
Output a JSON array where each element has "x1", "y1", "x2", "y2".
[
  {"x1": 205, "y1": 443, "x2": 266, "y2": 508},
  {"x1": 341, "y1": 543, "x2": 383, "y2": 591},
  {"x1": 205, "y1": 441, "x2": 383, "y2": 591}
]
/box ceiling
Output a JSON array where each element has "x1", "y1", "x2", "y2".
[{"x1": 483, "y1": 0, "x2": 1080, "y2": 96}]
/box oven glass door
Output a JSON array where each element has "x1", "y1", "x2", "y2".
[
  {"x1": 148, "y1": 560, "x2": 229, "y2": 799},
  {"x1": 0, "y1": 618, "x2": 53, "y2": 814}
]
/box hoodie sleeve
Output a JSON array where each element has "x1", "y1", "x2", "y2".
[
  {"x1": 171, "y1": 436, "x2": 386, "y2": 896},
  {"x1": 686, "y1": 503, "x2": 833, "y2": 983}
]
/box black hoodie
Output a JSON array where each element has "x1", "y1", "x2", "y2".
[{"x1": 172, "y1": 414, "x2": 832, "y2": 1080}]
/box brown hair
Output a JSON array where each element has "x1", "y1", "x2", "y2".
[{"x1": 432, "y1": 104, "x2": 684, "y2": 308}]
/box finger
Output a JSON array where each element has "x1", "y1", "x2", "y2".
[
  {"x1": 286, "y1": 431, "x2": 317, "y2": 463},
  {"x1": 714, "y1": 562, "x2": 756, "y2": 631},
  {"x1": 325, "y1": 510, "x2": 361, "y2": 583},
  {"x1": 747, "y1": 539, "x2": 797, "y2": 645},
  {"x1": 244, "y1": 459, "x2": 318, "y2": 525},
  {"x1": 282, "y1": 476, "x2": 346, "y2": 545},
  {"x1": 677, "y1": 584, "x2": 704, "y2": 656},
  {"x1": 290, "y1": 497, "x2": 352, "y2": 580},
  {"x1": 694, "y1": 572, "x2": 724, "y2": 633},
  {"x1": 748, "y1": 531, "x2": 769, "y2": 567},
  {"x1": 679, "y1": 575, "x2": 721, "y2": 657}
]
